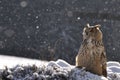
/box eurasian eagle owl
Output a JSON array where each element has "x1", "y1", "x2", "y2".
[{"x1": 76, "y1": 24, "x2": 107, "y2": 77}]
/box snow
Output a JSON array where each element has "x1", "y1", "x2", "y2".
[
  {"x1": 47, "y1": 59, "x2": 72, "y2": 68},
  {"x1": 0, "y1": 55, "x2": 120, "y2": 80},
  {"x1": 20, "y1": 1, "x2": 28, "y2": 8},
  {"x1": 107, "y1": 61, "x2": 120, "y2": 80},
  {"x1": 70, "y1": 68, "x2": 108, "y2": 80},
  {"x1": 107, "y1": 61, "x2": 120, "y2": 67},
  {"x1": 0, "y1": 55, "x2": 47, "y2": 69}
]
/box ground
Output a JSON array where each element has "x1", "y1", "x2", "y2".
[{"x1": 0, "y1": 55, "x2": 120, "y2": 80}]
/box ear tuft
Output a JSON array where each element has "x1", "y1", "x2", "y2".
[
  {"x1": 95, "y1": 24, "x2": 101, "y2": 28},
  {"x1": 86, "y1": 23, "x2": 90, "y2": 28}
]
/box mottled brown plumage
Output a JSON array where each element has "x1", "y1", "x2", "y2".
[{"x1": 76, "y1": 24, "x2": 107, "y2": 77}]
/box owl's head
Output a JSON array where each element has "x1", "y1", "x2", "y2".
[{"x1": 82, "y1": 24, "x2": 103, "y2": 41}]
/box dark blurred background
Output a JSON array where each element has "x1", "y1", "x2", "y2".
[{"x1": 0, "y1": 0, "x2": 120, "y2": 64}]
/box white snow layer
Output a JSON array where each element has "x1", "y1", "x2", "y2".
[
  {"x1": 0, "y1": 55, "x2": 47, "y2": 69},
  {"x1": 0, "y1": 55, "x2": 120, "y2": 80},
  {"x1": 47, "y1": 59, "x2": 108, "y2": 80}
]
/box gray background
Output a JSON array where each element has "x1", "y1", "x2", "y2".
[{"x1": 0, "y1": 0, "x2": 120, "y2": 64}]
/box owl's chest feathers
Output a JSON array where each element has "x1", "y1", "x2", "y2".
[{"x1": 80, "y1": 38, "x2": 104, "y2": 57}]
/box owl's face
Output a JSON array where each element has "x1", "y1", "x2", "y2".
[{"x1": 82, "y1": 24, "x2": 103, "y2": 41}]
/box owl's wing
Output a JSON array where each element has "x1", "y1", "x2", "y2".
[
  {"x1": 101, "y1": 52, "x2": 107, "y2": 77},
  {"x1": 101, "y1": 52, "x2": 107, "y2": 64}
]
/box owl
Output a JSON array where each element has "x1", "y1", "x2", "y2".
[{"x1": 76, "y1": 24, "x2": 107, "y2": 77}]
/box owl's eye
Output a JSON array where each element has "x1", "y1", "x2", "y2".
[
  {"x1": 85, "y1": 31, "x2": 88, "y2": 35},
  {"x1": 89, "y1": 28, "x2": 94, "y2": 32}
]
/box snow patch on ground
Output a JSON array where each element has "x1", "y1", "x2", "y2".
[
  {"x1": 0, "y1": 55, "x2": 47, "y2": 69},
  {"x1": 107, "y1": 61, "x2": 120, "y2": 80}
]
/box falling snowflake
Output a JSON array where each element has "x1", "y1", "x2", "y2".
[
  {"x1": 77, "y1": 17, "x2": 81, "y2": 20},
  {"x1": 36, "y1": 26, "x2": 39, "y2": 29},
  {"x1": 20, "y1": 1, "x2": 28, "y2": 8},
  {"x1": 36, "y1": 16, "x2": 39, "y2": 19}
]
